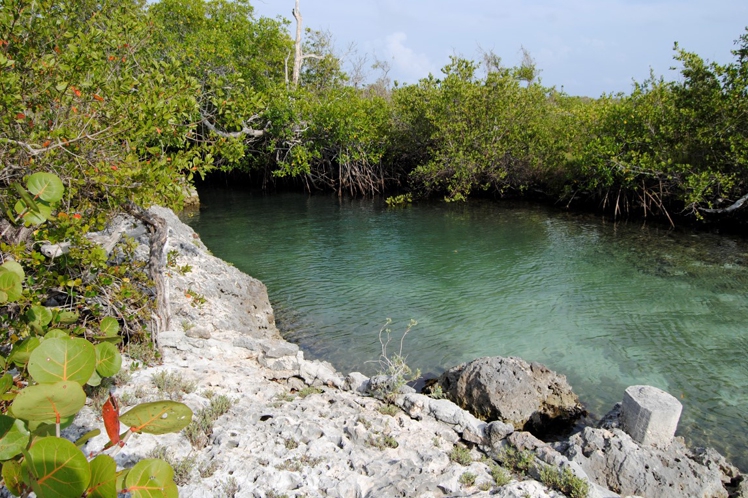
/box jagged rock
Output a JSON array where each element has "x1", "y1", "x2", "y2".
[
  {"x1": 556, "y1": 425, "x2": 731, "y2": 498},
  {"x1": 438, "y1": 356, "x2": 585, "y2": 436},
  {"x1": 344, "y1": 372, "x2": 369, "y2": 393}
]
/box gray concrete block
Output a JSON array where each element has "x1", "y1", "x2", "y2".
[{"x1": 621, "y1": 385, "x2": 682, "y2": 447}]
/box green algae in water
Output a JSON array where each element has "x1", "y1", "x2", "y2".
[{"x1": 187, "y1": 189, "x2": 748, "y2": 470}]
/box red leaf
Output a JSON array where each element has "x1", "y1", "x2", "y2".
[{"x1": 102, "y1": 393, "x2": 120, "y2": 446}]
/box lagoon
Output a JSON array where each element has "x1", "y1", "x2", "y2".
[{"x1": 186, "y1": 188, "x2": 748, "y2": 469}]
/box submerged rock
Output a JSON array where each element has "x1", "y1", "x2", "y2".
[{"x1": 437, "y1": 356, "x2": 586, "y2": 436}]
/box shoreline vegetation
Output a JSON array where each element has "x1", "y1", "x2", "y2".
[{"x1": 0, "y1": 1, "x2": 746, "y2": 496}]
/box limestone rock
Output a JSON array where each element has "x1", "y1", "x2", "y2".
[
  {"x1": 438, "y1": 356, "x2": 585, "y2": 435},
  {"x1": 621, "y1": 385, "x2": 682, "y2": 447},
  {"x1": 556, "y1": 425, "x2": 731, "y2": 498}
]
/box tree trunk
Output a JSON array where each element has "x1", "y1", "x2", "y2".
[{"x1": 292, "y1": 0, "x2": 303, "y2": 88}]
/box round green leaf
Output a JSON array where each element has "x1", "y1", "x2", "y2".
[
  {"x1": 124, "y1": 459, "x2": 177, "y2": 498},
  {"x1": 16, "y1": 200, "x2": 52, "y2": 225},
  {"x1": 0, "y1": 415, "x2": 30, "y2": 460},
  {"x1": 26, "y1": 436, "x2": 91, "y2": 498},
  {"x1": 2, "y1": 459, "x2": 25, "y2": 496},
  {"x1": 28, "y1": 337, "x2": 96, "y2": 385},
  {"x1": 87, "y1": 369, "x2": 102, "y2": 387},
  {"x1": 0, "y1": 271, "x2": 22, "y2": 302},
  {"x1": 99, "y1": 317, "x2": 120, "y2": 337},
  {"x1": 120, "y1": 401, "x2": 193, "y2": 435},
  {"x1": 0, "y1": 373, "x2": 13, "y2": 395},
  {"x1": 44, "y1": 329, "x2": 68, "y2": 339},
  {"x1": 26, "y1": 305, "x2": 53, "y2": 334},
  {"x1": 95, "y1": 342, "x2": 122, "y2": 378},
  {"x1": 26, "y1": 172, "x2": 64, "y2": 204},
  {"x1": 88, "y1": 454, "x2": 117, "y2": 498},
  {"x1": 12, "y1": 381, "x2": 86, "y2": 422},
  {"x1": 8, "y1": 337, "x2": 41, "y2": 367},
  {"x1": 0, "y1": 260, "x2": 24, "y2": 280},
  {"x1": 52, "y1": 310, "x2": 79, "y2": 324}
]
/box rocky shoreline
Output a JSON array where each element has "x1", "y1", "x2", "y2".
[{"x1": 68, "y1": 206, "x2": 744, "y2": 498}]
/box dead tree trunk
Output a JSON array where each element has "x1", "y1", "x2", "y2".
[
  {"x1": 124, "y1": 202, "x2": 170, "y2": 348},
  {"x1": 292, "y1": 0, "x2": 303, "y2": 88}
]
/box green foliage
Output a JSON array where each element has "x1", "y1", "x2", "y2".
[
  {"x1": 372, "y1": 318, "x2": 420, "y2": 403},
  {"x1": 449, "y1": 445, "x2": 473, "y2": 466},
  {"x1": 0, "y1": 171, "x2": 190, "y2": 497},
  {"x1": 459, "y1": 471, "x2": 477, "y2": 487},
  {"x1": 497, "y1": 446, "x2": 536, "y2": 475},
  {"x1": 539, "y1": 466, "x2": 590, "y2": 498}
]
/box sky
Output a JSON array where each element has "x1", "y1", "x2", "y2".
[{"x1": 249, "y1": 0, "x2": 748, "y2": 97}]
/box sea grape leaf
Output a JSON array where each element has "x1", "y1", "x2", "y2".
[
  {"x1": 2, "y1": 459, "x2": 24, "y2": 496},
  {"x1": 0, "y1": 373, "x2": 13, "y2": 395},
  {"x1": 99, "y1": 317, "x2": 119, "y2": 337},
  {"x1": 8, "y1": 337, "x2": 41, "y2": 367},
  {"x1": 26, "y1": 305, "x2": 53, "y2": 334},
  {"x1": 0, "y1": 270, "x2": 22, "y2": 303},
  {"x1": 12, "y1": 381, "x2": 86, "y2": 422},
  {"x1": 74, "y1": 429, "x2": 101, "y2": 448},
  {"x1": 95, "y1": 342, "x2": 122, "y2": 378},
  {"x1": 0, "y1": 415, "x2": 30, "y2": 460},
  {"x1": 120, "y1": 401, "x2": 192, "y2": 435},
  {"x1": 27, "y1": 337, "x2": 96, "y2": 385},
  {"x1": 0, "y1": 260, "x2": 24, "y2": 280},
  {"x1": 124, "y1": 459, "x2": 177, "y2": 498},
  {"x1": 26, "y1": 172, "x2": 64, "y2": 204},
  {"x1": 26, "y1": 436, "x2": 91, "y2": 498},
  {"x1": 44, "y1": 329, "x2": 68, "y2": 339},
  {"x1": 87, "y1": 454, "x2": 117, "y2": 498},
  {"x1": 52, "y1": 309, "x2": 79, "y2": 324},
  {"x1": 16, "y1": 200, "x2": 52, "y2": 225},
  {"x1": 87, "y1": 369, "x2": 102, "y2": 387}
]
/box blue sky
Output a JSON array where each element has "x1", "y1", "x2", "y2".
[{"x1": 250, "y1": 0, "x2": 748, "y2": 97}]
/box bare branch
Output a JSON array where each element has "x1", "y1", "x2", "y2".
[
  {"x1": 699, "y1": 191, "x2": 748, "y2": 214},
  {"x1": 200, "y1": 116, "x2": 265, "y2": 140}
]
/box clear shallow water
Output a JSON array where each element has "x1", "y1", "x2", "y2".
[{"x1": 186, "y1": 188, "x2": 748, "y2": 469}]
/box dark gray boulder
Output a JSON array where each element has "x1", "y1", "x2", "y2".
[{"x1": 436, "y1": 356, "x2": 585, "y2": 436}]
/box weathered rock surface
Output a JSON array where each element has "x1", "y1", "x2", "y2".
[
  {"x1": 437, "y1": 356, "x2": 586, "y2": 435},
  {"x1": 554, "y1": 404, "x2": 742, "y2": 498}
]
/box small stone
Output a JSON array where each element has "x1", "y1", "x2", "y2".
[
  {"x1": 185, "y1": 325, "x2": 211, "y2": 339},
  {"x1": 158, "y1": 330, "x2": 187, "y2": 349},
  {"x1": 344, "y1": 372, "x2": 369, "y2": 394}
]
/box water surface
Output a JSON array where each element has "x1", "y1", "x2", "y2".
[{"x1": 186, "y1": 188, "x2": 748, "y2": 469}]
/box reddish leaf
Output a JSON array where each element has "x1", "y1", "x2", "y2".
[{"x1": 102, "y1": 394, "x2": 120, "y2": 446}]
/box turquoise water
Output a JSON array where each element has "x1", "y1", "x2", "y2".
[{"x1": 186, "y1": 188, "x2": 748, "y2": 469}]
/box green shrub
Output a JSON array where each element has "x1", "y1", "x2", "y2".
[
  {"x1": 449, "y1": 445, "x2": 473, "y2": 466},
  {"x1": 539, "y1": 466, "x2": 590, "y2": 498}
]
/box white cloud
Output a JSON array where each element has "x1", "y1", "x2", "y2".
[{"x1": 385, "y1": 32, "x2": 437, "y2": 81}]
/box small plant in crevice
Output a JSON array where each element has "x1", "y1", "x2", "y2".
[
  {"x1": 459, "y1": 471, "x2": 477, "y2": 487},
  {"x1": 184, "y1": 394, "x2": 235, "y2": 449},
  {"x1": 220, "y1": 476, "x2": 239, "y2": 498},
  {"x1": 152, "y1": 370, "x2": 197, "y2": 400},
  {"x1": 148, "y1": 445, "x2": 198, "y2": 485},
  {"x1": 498, "y1": 446, "x2": 535, "y2": 476},
  {"x1": 378, "y1": 403, "x2": 399, "y2": 416},
  {"x1": 298, "y1": 386, "x2": 323, "y2": 398},
  {"x1": 539, "y1": 466, "x2": 590, "y2": 498},
  {"x1": 371, "y1": 318, "x2": 421, "y2": 403},
  {"x1": 449, "y1": 444, "x2": 473, "y2": 466},
  {"x1": 488, "y1": 461, "x2": 512, "y2": 487},
  {"x1": 284, "y1": 437, "x2": 299, "y2": 450},
  {"x1": 367, "y1": 433, "x2": 399, "y2": 450},
  {"x1": 185, "y1": 287, "x2": 207, "y2": 307}
]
